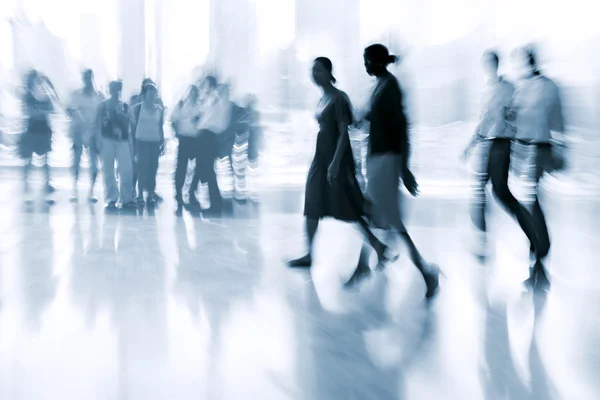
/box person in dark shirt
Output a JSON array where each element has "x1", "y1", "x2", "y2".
[
  {"x1": 359, "y1": 44, "x2": 440, "y2": 300},
  {"x1": 19, "y1": 70, "x2": 56, "y2": 202},
  {"x1": 171, "y1": 84, "x2": 202, "y2": 215},
  {"x1": 97, "y1": 80, "x2": 136, "y2": 210}
]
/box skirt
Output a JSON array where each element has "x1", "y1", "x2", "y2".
[
  {"x1": 303, "y1": 158, "x2": 365, "y2": 223},
  {"x1": 365, "y1": 154, "x2": 406, "y2": 232},
  {"x1": 18, "y1": 132, "x2": 52, "y2": 159}
]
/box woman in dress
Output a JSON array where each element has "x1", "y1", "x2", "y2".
[
  {"x1": 19, "y1": 70, "x2": 56, "y2": 201},
  {"x1": 287, "y1": 57, "x2": 393, "y2": 274},
  {"x1": 361, "y1": 44, "x2": 440, "y2": 300}
]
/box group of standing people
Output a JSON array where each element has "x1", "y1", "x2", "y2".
[
  {"x1": 18, "y1": 69, "x2": 261, "y2": 216},
  {"x1": 69, "y1": 74, "x2": 165, "y2": 210}
]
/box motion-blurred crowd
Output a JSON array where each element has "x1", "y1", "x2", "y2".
[{"x1": 16, "y1": 69, "x2": 262, "y2": 216}]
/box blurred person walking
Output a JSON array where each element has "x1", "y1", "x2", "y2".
[
  {"x1": 191, "y1": 76, "x2": 227, "y2": 215},
  {"x1": 214, "y1": 84, "x2": 245, "y2": 207},
  {"x1": 171, "y1": 84, "x2": 202, "y2": 215},
  {"x1": 131, "y1": 83, "x2": 165, "y2": 208},
  {"x1": 98, "y1": 81, "x2": 137, "y2": 211},
  {"x1": 245, "y1": 94, "x2": 262, "y2": 203},
  {"x1": 463, "y1": 51, "x2": 542, "y2": 266},
  {"x1": 354, "y1": 44, "x2": 440, "y2": 300},
  {"x1": 19, "y1": 70, "x2": 56, "y2": 203},
  {"x1": 287, "y1": 57, "x2": 395, "y2": 275},
  {"x1": 507, "y1": 46, "x2": 566, "y2": 291},
  {"x1": 67, "y1": 69, "x2": 105, "y2": 203}
]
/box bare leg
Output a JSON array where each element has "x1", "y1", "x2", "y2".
[
  {"x1": 344, "y1": 244, "x2": 373, "y2": 288},
  {"x1": 23, "y1": 156, "x2": 32, "y2": 199},
  {"x1": 43, "y1": 153, "x2": 53, "y2": 192}
]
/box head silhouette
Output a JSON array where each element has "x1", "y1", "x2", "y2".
[
  {"x1": 482, "y1": 51, "x2": 500, "y2": 79},
  {"x1": 141, "y1": 83, "x2": 158, "y2": 103},
  {"x1": 364, "y1": 44, "x2": 397, "y2": 76},
  {"x1": 109, "y1": 80, "x2": 123, "y2": 99},
  {"x1": 82, "y1": 69, "x2": 94, "y2": 88},
  {"x1": 312, "y1": 57, "x2": 336, "y2": 87}
]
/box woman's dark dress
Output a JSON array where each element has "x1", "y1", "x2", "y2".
[
  {"x1": 303, "y1": 90, "x2": 364, "y2": 222},
  {"x1": 19, "y1": 91, "x2": 53, "y2": 158}
]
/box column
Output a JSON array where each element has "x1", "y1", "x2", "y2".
[{"x1": 117, "y1": 0, "x2": 145, "y2": 99}]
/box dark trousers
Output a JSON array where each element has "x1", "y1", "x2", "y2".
[
  {"x1": 528, "y1": 143, "x2": 553, "y2": 258},
  {"x1": 192, "y1": 130, "x2": 221, "y2": 210},
  {"x1": 470, "y1": 139, "x2": 548, "y2": 258},
  {"x1": 136, "y1": 140, "x2": 160, "y2": 195},
  {"x1": 174, "y1": 135, "x2": 201, "y2": 200}
]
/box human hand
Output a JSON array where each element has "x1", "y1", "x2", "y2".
[
  {"x1": 461, "y1": 147, "x2": 471, "y2": 163},
  {"x1": 402, "y1": 167, "x2": 419, "y2": 197},
  {"x1": 327, "y1": 162, "x2": 340, "y2": 184}
]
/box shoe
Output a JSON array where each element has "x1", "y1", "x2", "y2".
[
  {"x1": 535, "y1": 268, "x2": 551, "y2": 292},
  {"x1": 475, "y1": 236, "x2": 489, "y2": 264},
  {"x1": 148, "y1": 193, "x2": 163, "y2": 205},
  {"x1": 105, "y1": 201, "x2": 118, "y2": 210},
  {"x1": 88, "y1": 196, "x2": 98, "y2": 204},
  {"x1": 46, "y1": 185, "x2": 56, "y2": 194},
  {"x1": 524, "y1": 261, "x2": 550, "y2": 293},
  {"x1": 70, "y1": 188, "x2": 78, "y2": 203},
  {"x1": 423, "y1": 264, "x2": 442, "y2": 300},
  {"x1": 136, "y1": 196, "x2": 145, "y2": 207},
  {"x1": 344, "y1": 264, "x2": 372, "y2": 290},
  {"x1": 120, "y1": 201, "x2": 138, "y2": 211},
  {"x1": 202, "y1": 206, "x2": 222, "y2": 217},
  {"x1": 374, "y1": 245, "x2": 399, "y2": 272},
  {"x1": 287, "y1": 254, "x2": 312, "y2": 268},
  {"x1": 188, "y1": 192, "x2": 200, "y2": 206}
]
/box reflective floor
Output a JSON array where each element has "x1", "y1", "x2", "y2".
[{"x1": 0, "y1": 171, "x2": 599, "y2": 400}]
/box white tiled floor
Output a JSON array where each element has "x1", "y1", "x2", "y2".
[{"x1": 0, "y1": 171, "x2": 598, "y2": 399}]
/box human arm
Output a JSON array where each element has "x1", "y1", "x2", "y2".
[
  {"x1": 327, "y1": 94, "x2": 353, "y2": 183},
  {"x1": 462, "y1": 123, "x2": 483, "y2": 161},
  {"x1": 159, "y1": 107, "x2": 166, "y2": 155},
  {"x1": 549, "y1": 83, "x2": 567, "y2": 171}
]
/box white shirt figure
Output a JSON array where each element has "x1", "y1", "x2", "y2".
[
  {"x1": 70, "y1": 88, "x2": 104, "y2": 143},
  {"x1": 171, "y1": 100, "x2": 201, "y2": 137},
  {"x1": 478, "y1": 77, "x2": 515, "y2": 139},
  {"x1": 198, "y1": 92, "x2": 232, "y2": 134},
  {"x1": 512, "y1": 75, "x2": 564, "y2": 143}
]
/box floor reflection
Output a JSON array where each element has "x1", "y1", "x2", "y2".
[{"x1": 0, "y1": 172, "x2": 598, "y2": 399}]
